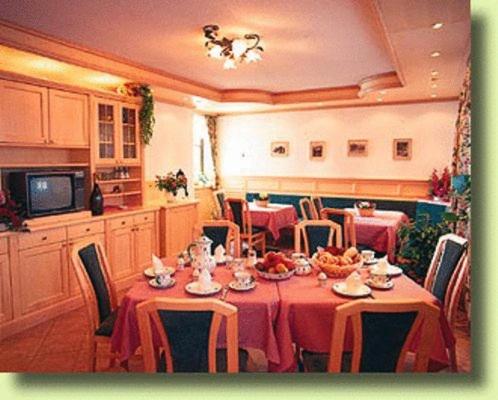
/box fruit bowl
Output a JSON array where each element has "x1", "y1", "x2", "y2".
[
  {"x1": 311, "y1": 246, "x2": 363, "y2": 278},
  {"x1": 255, "y1": 251, "x2": 296, "y2": 280},
  {"x1": 256, "y1": 269, "x2": 295, "y2": 280}
]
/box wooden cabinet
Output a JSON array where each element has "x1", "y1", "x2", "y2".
[
  {"x1": 0, "y1": 238, "x2": 12, "y2": 323},
  {"x1": 0, "y1": 79, "x2": 48, "y2": 144},
  {"x1": 161, "y1": 203, "x2": 198, "y2": 257},
  {"x1": 134, "y1": 222, "x2": 156, "y2": 273},
  {"x1": 48, "y1": 89, "x2": 89, "y2": 147},
  {"x1": 120, "y1": 105, "x2": 140, "y2": 165},
  {"x1": 17, "y1": 241, "x2": 68, "y2": 316},
  {"x1": 95, "y1": 99, "x2": 118, "y2": 164},
  {"x1": 107, "y1": 224, "x2": 135, "y2": 280}
]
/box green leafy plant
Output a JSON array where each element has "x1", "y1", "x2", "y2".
[{"x1": 137, "y1": 85, "x2": 155, "y2": 145}]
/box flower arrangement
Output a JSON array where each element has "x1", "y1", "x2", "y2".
[
  {"x1": 258, "y1": 192, "x2": 269, "y2": 201},
  {"x1": 0, "y1": 190, "x2": 26, "y2": 232},
  {"x1": 430, "y1": 167, "x2": 451, "y2": 201},
  {"x1": 355, "y1": 201, "x2": 376, "y2": 217},
  {"x1": 255, "y1": 192, "x2": 269, "y2": 207},
  {"x1": 155, "y1": 170, "x2": 189, "y2": 199}
]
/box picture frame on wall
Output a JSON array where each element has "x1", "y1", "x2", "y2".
[
  {"x1": 393, "y1": 138, "x2": 412, "y2": 160},
  {"x1": 347, "y1": 140, "x2": 368, "y2": 157},
  {"x1": 271, "y1": 141, "x2": 289, "y2": 157},
  {"x1": 309, "y1": 141, "x2": 326, "y2": 160}
]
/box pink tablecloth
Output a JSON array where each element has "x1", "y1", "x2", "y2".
[
  {"x1": 345, "y1": 209, "x2": 409, "y2": 262},
  {"x1": 249, "y1": 203, "x2": 298, "y2": 241},
  {"x1": 269, "y1": 269, "x2": 454, "y2": 372},
  {"x1": 111, "y1": 264, "x2": 281, "y2": 365}
]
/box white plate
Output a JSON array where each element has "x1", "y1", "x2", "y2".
[
  {"x1": 370, "y1": 264, "x2": 403, "y2": 276},
  {"x1": 148, "y1": 278, "x2": 176, "y2": 289},
  {"x1": 256, "y1": 269, "x2": 295, "y2": 281},
  {"x1": 228, "y1": 280, "x2": 257, "y2": 292},
  {"x1": 366, "y1": 279, "x2": 394, "y2": 290},
  {"x1": 185, "y1": 281, "x2": 222, "y2": 296},
  {"x1": 144, "y1": 266, "x2": 175, "y2": 278},
  {"x1": 363, "y1": 258, "x2": 379, "y2": 265},
  {"x1": 332, "y1": 282, "x2": 372, "y2": 298}
]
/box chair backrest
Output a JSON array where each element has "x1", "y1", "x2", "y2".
[
  {"x1": 294, "y1": 220, "x2": 343, "y2": 256},
  {"x1": 424, "y1": 234, "x2": 469, "y2": 324},
  {"x1": 136, "y1": 298, "x2": 239, "y2": 373},
  {"x1": 195, "y1": 220, "x2": 241, "y2": 257},
  {"x1": 328, "y1": 300, "x2": 440, "y2": 373},
  {"x1": 224, "y1": 198, "x2": 252, "y2": 235},
  {"x1": 70, "y1": 240, "x2": 117, "y2": 335},
  {"x1": 320, "y1": 208, "x2": 357, "y2": 248},
  {"x1": 213, "y1": 190, "x2": 225, "y2": 218},
  {"x1": 311, "y1": 196, "x2": 323, "y2": 216},
  {"x1": 299, "y1": 198, "x2": 318, "y2": 220}
]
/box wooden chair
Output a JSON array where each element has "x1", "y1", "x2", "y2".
[
  {"x1": 302, "y1": 299, "x2": 440, "y2": 373},
  {"x1": 136, "y1": 297, "x2": 247, "y2": 373},
  {"x1": 299, "y1": 198, "x2": 318, "y2": 220},
  {"x1": 212, "y1": 189, "x2": 225, "y2": 219},
  {"x1": 70, "y1": 240, "x2": 120, "y2": 372},
  {"x1": 194, "y1": 220, "x2": 241, "y2": 258},
  {"x1": 320, "y1": 208, "x2": 357, "y2": 248},
  {"x1": 311, "y1": 196, "x2": 323, "y2": 217},
  {"x1": 424, "y1": 233, "x2": 469, "y2": 371},
  {"x1": 224, "y1": 198, "x2": 266, "y2": 255},
  {"x1": 294, "y1": 220, "x2": 342, "y2": 257}
]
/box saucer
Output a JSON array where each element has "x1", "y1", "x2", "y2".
[
  {"x1": 228, "y1": 280, "x2": 256, "y2": 292},
  {"x1": 366, "y1": 279, "x2": 394, "y2": 290},
  {"x1": 332, "y1": 282, "x2": 371, "y2": 298},
  {"x1": 144, "y1": 266, "x2": 175, "y2": 278},
  {"x1": 185, "y1": 281, "x2": 222, "y2": 296},
  {"x1": 363, "y1": 258, "x2": 379, "y2": 265},
  {"x1": 148, "y1": 278, "x2": 176, "y2": 289},
  {"x1": 370, "y1": 264, "x2": 403, "y2": 276}
]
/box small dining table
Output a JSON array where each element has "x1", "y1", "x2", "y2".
[
  {"x1": 345, "y1": 208, "x2": 409, "y2": 262},
  {"x1": 111, "y1": 258, "x2": 454, "y2": 372},
  {"x1": 248, "y1": 202, "x2": 298, "y2": 241}
]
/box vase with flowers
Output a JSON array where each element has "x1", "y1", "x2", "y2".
[
  {"x1": 430, "y1": 167, "x2": 451, "y2": 202},
  {"x1": 355, "y1": 200, "x2": 376, "y2": 217},
  {"x1": 255, "y1": 192, "x2": 269, "y2": 207}
]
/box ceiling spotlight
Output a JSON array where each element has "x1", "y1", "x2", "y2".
[
  {"x1": 380, "y1": 90, "x2": 387, "y2": 95},
  {"x1": 430, "y1": 51, "x2": 441, "y2": 58},
  {"x1": 431, "y1": 93, "x2": 437, "y2": 98},
  {"x1": 431, "y1": 70, "x2": 439, "y2": 76},
  {"x1": 431, "y1": 83, "x2": 438, "y2": 89},
  {"x1": 376, "y1": 97, "x2": 383, "y2": 102},
  {"x1": 432, "y1": 22, "x2": 444, "y2": 30}
]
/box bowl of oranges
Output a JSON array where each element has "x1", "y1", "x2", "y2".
[
  {"x1": 255, "y1": 252, "x2": 296, "y2": 280},
  {"x1": 311, "y1": 246, "x2": 363, "y2": 278}
]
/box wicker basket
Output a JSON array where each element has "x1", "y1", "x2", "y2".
[
  {"x1": 358, "y1": 207, "x2": 375, "y2": 217},
  {"x1": 255, "y1": 199, "x2": 269, "y2": 207}
]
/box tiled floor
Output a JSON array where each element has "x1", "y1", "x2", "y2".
[{"x1": 0, "y1": 306, "x2": 471, "y2": 373}]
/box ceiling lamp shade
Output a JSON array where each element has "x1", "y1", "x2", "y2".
[{"x1": 203, "y1": 25, "x2": 264, "y2": 70}]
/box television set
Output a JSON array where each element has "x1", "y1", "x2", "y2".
[{"x1": 8, "y1": 170, "x2": 85, "y2": 218}]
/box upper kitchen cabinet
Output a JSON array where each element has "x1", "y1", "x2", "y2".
[
  {"x1": 0, "y1": 79, "x2": 48, "y2": 145},
  {"x1": 48, "y1": 89, "x2": 89, "y2": 147},
  {"x1": 120, "y1": 104, "x2": 140, "y2": 165}
]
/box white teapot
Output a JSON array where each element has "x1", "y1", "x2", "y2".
[
  {"x1": 295, "y1": 258, "x2": 312, "y2": 276},
  {"x1": 187, "y1": 235, "x2": 216, "y2": 273}
]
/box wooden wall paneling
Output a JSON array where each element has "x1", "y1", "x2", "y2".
[
  {"x1": 279, "y1": 178, "x2": 316, "y2": 193},
  {"x1": 0, "y1": 238, "x2": 13, "y2": 323},
  {"x1": 316, "y1": 181, "x2": 355, "y2": 195},
  {"x1": 195, "y1": 187, "x2": 216, "y2": 221}
]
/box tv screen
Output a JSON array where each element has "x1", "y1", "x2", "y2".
[{"x1": 29, "y1": 175, "x2": 73, "y2": 212}]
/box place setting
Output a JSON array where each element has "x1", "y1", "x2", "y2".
[{"x1": 146, "y1": 255, "x2": 176, "y2": 289}]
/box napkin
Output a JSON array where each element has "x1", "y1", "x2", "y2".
[
  {"x1": 152, "y1": 254, "x2": 166, "y2": 275},
  {"x1": 376, "y1": 257, "x2": 389, "y2": 274},
  {"x1": 345, "y1": 271, "x2": 362, "y2": 291},
  {"x1": 214, "y1": 245, "x2": 226, "y2": 263},
  {"x1": 198, "y1": 268, "x2": 212, "y2": 291}
]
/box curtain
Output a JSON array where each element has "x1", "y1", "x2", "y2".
[{"x1": 205, "y1": 115, "x2": 220, "y2": 189}]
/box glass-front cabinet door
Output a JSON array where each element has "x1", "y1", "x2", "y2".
[
  {"x1": 120, "y1": 105, "x2": 140, "y2": 164},
  {"x1": 96, "y1": 100, "x2": 118, "y2": 164}
]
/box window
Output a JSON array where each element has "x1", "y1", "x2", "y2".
[{"x1": 193, "y1": 115, "x2": 215, "y2": 186}]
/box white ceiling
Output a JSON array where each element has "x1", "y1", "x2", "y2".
[{"x1": 0, "y1": 0, "x2": 395, "y2": 92}]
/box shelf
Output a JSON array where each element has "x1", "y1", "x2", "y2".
[
  {"x1": 95, "y1": 163, "x2": 141, "y2": 168},
  {"x1": 0, "y1": 162, "x2": 90, "y2": 168},
  {"x1": 103, "y1": 191, "x2": 142, "y2": 199},
  {"x1": 96, "y1": 178, "x2": 141, "y2": 184}
]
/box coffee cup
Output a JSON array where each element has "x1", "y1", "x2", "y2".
[
  {"x1": 292, "y1": 252, "x2": 306, "y2": 262},
  {"x1": 234, "y1": 271, "x2": 252, "y2": 287},
  {"x1": 361, "y1": 250, "x2": 375, "y2": 262},
  {"x1": 155, "y1": 272, "x2": 171, "y2": 287},
  {"x1": 369, "y1": 270, "x2": 390, "y2": 286}
]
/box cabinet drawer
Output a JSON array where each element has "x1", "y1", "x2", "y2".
[
  {"x1": 67, "y1": 221, "x2": 105, "y2": 240},
  {"x1": 108, "y1": 216, "x2": 135, "y2": 230},
  {"x1": 18, "y1": 227, "x2": 67, "y2": 250},
  {"x1": 133, "y1": 212, "x2": 155, "y2": 226},
  {"x1": 0, "y1": 238, "x2": 7, "y2": 254}
]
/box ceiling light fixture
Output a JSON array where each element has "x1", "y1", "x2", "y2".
[
  {"x1": 431, "y1": 70, "x2": 439, "y2": 76},
  {"x1": 431, "y1": 83, "x2": 438, "y2": 89},
  {"x1": 430, "y1": 51, "x2": 441, "y2": 58},
  {"x1": 432, "y1": 22, "x2": 444, "y2": 30},
  {"x1": 203, "y1": 25, "x2": 264, "y2": 70},
  {"x1": 431, "y1": 93, "x2": 438, "y2": 98}
]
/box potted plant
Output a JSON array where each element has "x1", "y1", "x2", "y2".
[
  {"x1": 430, "y1": 167, "x2": 451, "y2": 202},
  {"x1": 355, "y1": 200, "x2": 376, "y2": 217},
  {"x1": 255, "y1": 192, "x2": 269, "y2": 207}
]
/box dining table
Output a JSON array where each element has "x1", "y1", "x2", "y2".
[
  {"x1": 111, "y1": 258, "x2": 454, "y2": 373},
  {"x1": 248, "y1": 202, "x2": 298, "y2": 241},
  {"x1": 345, "y1": 208, "x2": 409, "y2": 262}
]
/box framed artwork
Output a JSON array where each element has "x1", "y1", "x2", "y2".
[
  {"x1": 347, "y1": 140, "x2": 368, "y2": 157},
  {"x1": 309, "y1": 141, "x2": 326, "y2": 160},
  {"x1": 270, "y1": 141, "x2": 289, "y2": 157},
  {"x1": 393, "y1": 138, "x2": 412, "y2": 160}
]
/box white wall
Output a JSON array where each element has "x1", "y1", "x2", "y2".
[
  {"x1": 145, "y1": 102, "x2": 194, "y2": 191},
  {"x1": 218, "y1": 101, "x2": 458, "y2": 180}
]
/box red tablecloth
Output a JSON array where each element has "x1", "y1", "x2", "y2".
[
  {"x1": 345, "y1": 209, "x2": 409, "y2": 262},
  {"x1": 269, "y1": 268, "x2": 454, "y2": 372},
  {"x1": 249, "y1": 203, "x2": 298, "y2": 241},
  {"x1": 111, "y1": 265, "x2": 281, "y2": 365}
]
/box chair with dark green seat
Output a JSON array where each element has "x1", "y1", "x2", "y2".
[
  {"x1": 71, "y1": 240, "x2": 120, "y2": 371},
  {"x1": 137, "y1": 298, "x2": 247, "y2": 373},
  {"x1": 311, "y1": 196, "x2": 323, "y2": 218},
  {"x1": 195, "y1": 219, "x2": 241, "y2": 258},
  {"x1": 320, "y1": 208, "x2": 356, "y2": 248},
  {"x1": 299, "y1": 198, "x2": 318, "y2": 220},
  {"x1": 302, "y1": 299, "x2": 440, "y2": 373},
  {"x1": 295, "y1": 220, "x2": 343, "y2": 256},
  {"x1": 213, "y1": 189, "x2": 226, "y2": 219},
  {"x1": 424, "y1": 233, "x2": 469, "y2": 371}
]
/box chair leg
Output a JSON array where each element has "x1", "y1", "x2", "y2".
[
  {"x1": 449, "y1": 344, "x2": 458, "y2": 372},
  {"x1": 89, "y1": 340, "x2": 97, "y2": 372}
]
